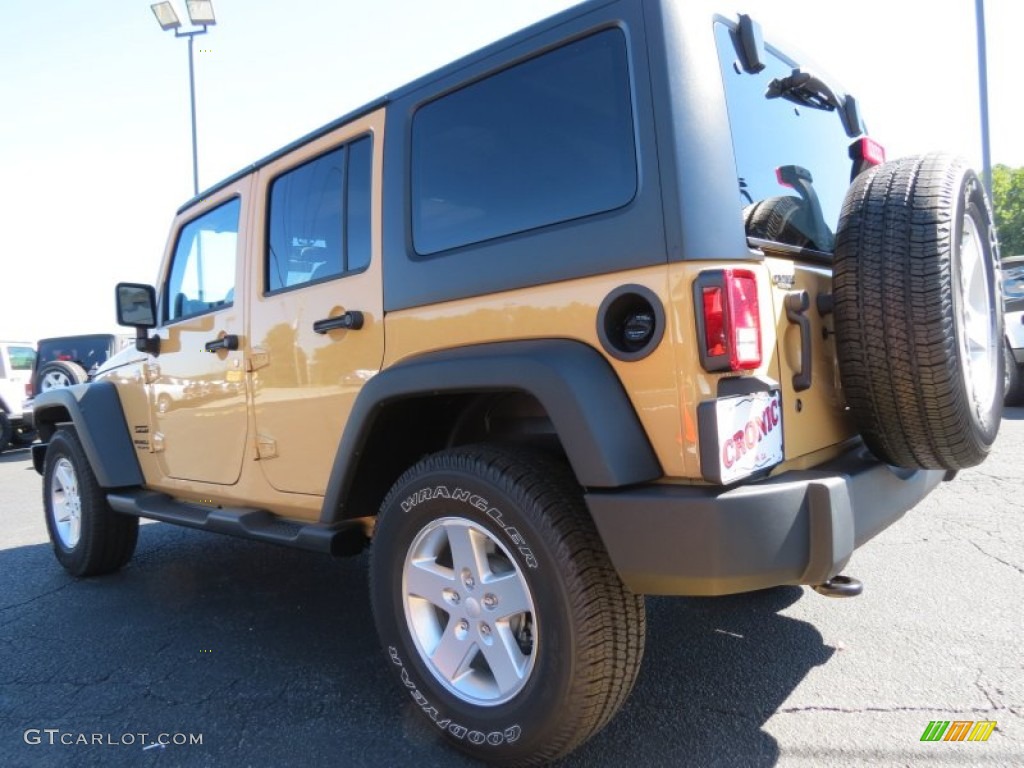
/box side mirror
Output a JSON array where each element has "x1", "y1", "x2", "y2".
[{"x1": 115, "y1": 282, "x2": 161, "y2": 354}]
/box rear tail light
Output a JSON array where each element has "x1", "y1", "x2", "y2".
[
  {"x1": 25, "y1": 381, "x2": 33, "y2": 398},
  {"x1": 693, "y1": 269, "x2": 762, "y2": 372},
  {"x1": 855, "y1": 137, "x2": 886, "y2": 166},
  {"x1": 849, "y1": 137, "x2": 886, "y2": 180}
]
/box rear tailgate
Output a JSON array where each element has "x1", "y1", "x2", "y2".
[
  {"x1": 762, "y1": 254, "x2": 854, "y2": 460},
  {"x1": 713, "y1": 18, "x2": 868, "y2": 464}
]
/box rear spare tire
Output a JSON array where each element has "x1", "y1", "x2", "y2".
[
  {"x1": 36, "y1": 360, "x2": 89, "y2": 392},
  {"x1": 833, "y1": 153, "x2": 1002, "y2": 470}
]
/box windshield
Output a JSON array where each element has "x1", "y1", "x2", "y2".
[{"x1": 715, "y1": 21, "x2": 860, "y2": 253}]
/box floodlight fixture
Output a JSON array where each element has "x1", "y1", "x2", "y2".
[
  {"x1": 186, "y1": 1, "x2": 217, "y2": 27},
  {"x1": 150, "y1": 2, "x2": 181, "y2": 31}
]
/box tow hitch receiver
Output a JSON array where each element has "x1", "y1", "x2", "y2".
[{"x1": 812, "y1": 574, "x2": 863, "y2": 598}]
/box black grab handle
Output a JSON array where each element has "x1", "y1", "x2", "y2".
[
  {"x1": 204, "y1": 334, "x2": 239, "y2": 353},
  {"x1": 313, "y1": 311, "x2": 364, "y2": 334},
  {"x1": 785, "y1": 291, "x2": 812, "y2": 392}
]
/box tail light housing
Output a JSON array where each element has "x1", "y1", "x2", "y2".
[
  {"x1": 849, "y1": 136, "x2": 886, "y2": 180},
  {"x1": 693, "y1": 269, "x2": 762, "y2": 372}
]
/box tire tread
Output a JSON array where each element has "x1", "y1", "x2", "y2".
[{"x1": 833, "y1": 153, "x2": 1000, "y2": 470}]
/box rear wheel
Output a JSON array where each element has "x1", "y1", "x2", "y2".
[
  {"x1": 370, "y1": 446, "x2": 645, "y2": 766},
  {"x1": 833, "y1": 153, "x2": 1002, "y2": 469},
  {"x1": 43, "y1": 428, "x2": 138, "y2": 576}
]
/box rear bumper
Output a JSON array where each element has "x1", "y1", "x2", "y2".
[{"x1": 586, "y1": 443, "x2": 945, "y2": 596}]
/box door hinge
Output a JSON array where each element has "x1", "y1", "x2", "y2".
[
  {"x1": 248, "y1": 348, "x2": 270, "y2": 372},
  {"x1": 256, "y1": 434, "x2": 277, "y2": 460}
]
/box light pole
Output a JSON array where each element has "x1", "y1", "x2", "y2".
[
  {"x1": 975, "y1": 0, "x2": 992, "y2": 201},
  {"x1": 151, "y1": 1, "x2": 217, "y2": 197}
]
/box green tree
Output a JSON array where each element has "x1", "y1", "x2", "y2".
[{"x1": 993, "y1": 164, "x2": 1024, "y2": 257}]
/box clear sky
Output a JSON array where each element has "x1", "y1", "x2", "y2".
[{"x1": 1, "y1": 0, "x2": 1019, "y2": 342}]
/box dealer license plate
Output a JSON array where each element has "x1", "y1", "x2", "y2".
[{"x1": 707, "y1": 390, "x2": 784, "y2": 484}]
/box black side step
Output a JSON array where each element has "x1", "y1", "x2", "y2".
[{"x1": 107, "y1": 490, "x2": 367, "y2": 556}]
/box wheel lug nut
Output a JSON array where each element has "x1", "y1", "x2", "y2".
[
  {"x1": 480, "y1": 623, "x2": 491, "y2": 636},
  {"x1": 483, "y1": 594, "x2": 497, "y2": 608},
  {"x1": 459, "y1": 619, "x2": 469, "y2": 631}
]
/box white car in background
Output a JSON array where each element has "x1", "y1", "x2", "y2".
[
  {"x1": 0, "y1": 341, "x2": 37, "y2": 451},
  {"x1": 1004, "y1": 255, "x2": 1024, "y2": 405}
]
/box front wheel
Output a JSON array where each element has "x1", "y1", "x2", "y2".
[
  {"x1": 370, "y1": 446, "x2": 645, "y2": 766},
  {"x1": 43, "y1": 428, "x2": 139, "y2": 576}
]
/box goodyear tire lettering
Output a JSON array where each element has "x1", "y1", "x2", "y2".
[{"x1": 387, "y1": 648, "x2": 522, "y2": 747}]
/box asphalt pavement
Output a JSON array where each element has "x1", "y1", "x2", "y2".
[{"x1": 1, "y1": 413, "x2": 1022, "y2": 767}]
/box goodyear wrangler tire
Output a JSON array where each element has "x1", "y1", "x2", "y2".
[
  {"x1": 369, "y1": 445, "x2": 645, "y2": 766},
  {"x1": 833, "y1": 153, "x2": 1003, "y2": 470},
  {"x1": 43, "y1": 428, "x2": 139, "y2": 576}
]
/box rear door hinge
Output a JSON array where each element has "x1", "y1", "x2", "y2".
[
  {"x1": 256, "y1": 434, "x2": 277, "y2": 460},
  {"x1": 247, "y1": 348, "x2": 270, "y2": 372}
]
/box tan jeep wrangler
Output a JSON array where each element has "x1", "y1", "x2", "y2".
[{"x1": 32, "y1": 1, "x2": 1003, "y2": 764}]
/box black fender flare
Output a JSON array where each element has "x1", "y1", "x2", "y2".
[
  {"x1": 31, "y1": 382, "x2": 144, "y2": 488},
  {"x1": 321, "y1": 339, "x2": 662, "y2": 523}
]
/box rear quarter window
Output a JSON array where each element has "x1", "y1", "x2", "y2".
[{"x1": 411, "y1": 28, "x2": 637, "y2": 256}]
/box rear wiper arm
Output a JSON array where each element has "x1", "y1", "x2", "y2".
[
  {"x1": 766, "y1": 69, "x2": 840, "y2": 112},
  {"x1": 766, "y1": 68, "x2": 863, "y2": 137}
]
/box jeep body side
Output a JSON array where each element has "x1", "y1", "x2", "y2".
[{"x1": 31, "y1": 1, "x2": 1002, "y2": 764}]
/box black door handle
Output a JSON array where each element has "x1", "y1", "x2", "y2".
[
  {"x1": 785, "y1": 291, "x2": 812, "y2": 392},
  {"x1": 205, "y1": 334, "x2": 239, "y2": 352},
  {"x1": 313, "y1": 311, "x2": 364, "y2": 334}
]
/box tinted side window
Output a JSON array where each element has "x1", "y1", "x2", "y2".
[
  {"x1": 411, "y1": 28, "x2": 637, "y2": 256},
  {"x1": 266, "y1": 135, "x2": 373, "y2": 293},
  {"x1": 165, "y1": 199, "x2": 241, "y2": 322}
]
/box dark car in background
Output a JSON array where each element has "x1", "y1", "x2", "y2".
[
  {"x1": 21, "y1": 334, "x2": 131, "y2": 430},
  {"x1": 1004, "y1": 255, "x2": 1024, "y2": 405}
]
